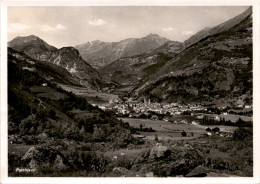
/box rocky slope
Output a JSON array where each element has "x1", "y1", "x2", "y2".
[
  {"x1": 8, "y1": 48, "x2": 81, "y2": 86},
  {"x1": 134, "y1": 7, "x2": 252, "y2": 105},
  {"x1": 75, "y1": 33, "x2": 170, "y2": 69},
  {"x1": 8, "y1": 36, "x2": 103, "y2": 88}
]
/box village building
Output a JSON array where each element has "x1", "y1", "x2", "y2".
[
  {"x1": 215, "y1": 115, "x2": 220, "y2": 121},
  {"x1": 191, "y1": 121, "x2": 199, "y2": 125}
]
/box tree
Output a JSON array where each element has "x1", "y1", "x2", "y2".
[
  {"x1": 139, "y1": 124, "x2": 143, "y2": 130},
  {"x1": 48, "y1": 110, "x2": 56, "y2": 119},
  {"x1": 233, "y1": 127, "x2": 253, "y2": 141},
  {"x1": 212, "y1": 127, "x2": 220, "y2": 134},
  {"x1": 206, "y1": 127, "x2": 211, "y2": 132},
  {"x1": 93, "y1": 127, "x2": 106, "y2": 142},
  {"x1": 64, "y1": 125, "x2": 81, "y2": 140},
  {"x1": 154, "y1": 134, "x2": 159, "y2": 142},
  {"x1": 84, "y1": 121, "x2": 94, "y2": 133},
  {"x1": 181, "y1": 130, "x2": 187, "y2": 137}
]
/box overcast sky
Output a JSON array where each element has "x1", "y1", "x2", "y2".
[{"x1": 8, "y1": 6, "x2": 249, "y2": 48}]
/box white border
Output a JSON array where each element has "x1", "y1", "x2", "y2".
[{"x1": 1, "y1": 0, "x2": 260, "y2": 184}]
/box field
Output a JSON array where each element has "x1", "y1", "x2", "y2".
[
  {"x1": 202, "y1": 113, "x2": 252, "y2": 122},
  {"x1": 57, "y1": 83, "x2": 118, "y2": 105},
  {"x1": 30, "y1": 86, "x2": 67, "y2": 100},
  {"x1": 121, "y1": 118, "x2": 204, "y2": 140},
  {"x1": 120, "y1": 118, "x2": 239, "y2": 141}
]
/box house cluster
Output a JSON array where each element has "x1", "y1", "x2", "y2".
[
  {"x1": 109, "y1": 98, "x2": 206, "y2": 118},
  {"x1": 205, "y1": 129, "x2": 233, "y2": 138}
]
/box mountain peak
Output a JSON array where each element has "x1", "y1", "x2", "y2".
[
  {"x1": 91, "y1": 40, "x2": 102, "y2": 43},
  {"x1": 27, "y1": 35, "x2": 40, "y2": 39},
  {"x1": 146, "y1": 33, "x2": 161, "y2": 38},
  {"x1": 11, "y1": 35, "x2": 41, "y2": 42},
  {"x1": 8, "y1": 35, "x2": 57, "y2": 56},
  {"x1": 59, "y1": 46, "x2": 81, "y2": 56}
]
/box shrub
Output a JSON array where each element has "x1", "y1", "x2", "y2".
[
  {"x1": 80, "y1": 151, "x2": 96, "y2": 170},
  {"x1": 212, "y1": 127, "x2": 220, "y2": 133},
  {"x1": 91, "y1": 154, "x2": 109, "y2": 172},
  {"x1": 114, "y1": 155, "x2": 132, "y2": 170},
  {"x1": 233, "y1": 127, "x2": 253, "y2": 141}
]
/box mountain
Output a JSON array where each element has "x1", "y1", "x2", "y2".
[
  {"x1": 75, "y1": 33, "x2": 170, "y2": 69},
  {"x1": 8, "y1": 35, "x2": 103, "y2": 88},
  {"x1": 183, "y1": 7, "x2": 252, "y2": 48},
  {"x1": 8, "y1": 47, "x2": 82, "y2": 86},
  {"x1": 8, "y1": 35, "x2": 57, "y2": 56},
  {"x1": 134, "y1": 7, "x2": 252, "y2": 105},
  {"x1": 101, "y1": 40, "x2": 183, "y2": 86},
  {"x1": 101, "y1": 8, "x2": 252, "y2": 89}
]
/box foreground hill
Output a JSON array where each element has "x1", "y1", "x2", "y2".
[
  {"x1": 134, "y1": 7, "x2": 252, "y2": 106},
  {"x1": 75, "y1": 34, "x2": 170, "y2": 69},
  {"x1": 8, "y1": 48, "x2": 137, "y2": 174},
  {"x1": 8, "y1": 35, "x2": 103, "y2": 88}
]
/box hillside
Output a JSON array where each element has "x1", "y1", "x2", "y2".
[
  {"x1": 183, "y1": 7, "x2": 252, "y2": 48},
  {"x1": 8, "y1": 36, "x2": 104, "y2": 88},
  {"x1": 8, "y1": 50, "x2": 137, "y2": 175},
  {"x1": 75, "y1": 34, "x2": 170, "y2": 69},
  {"x1": 8, "y1": 48, "x2": 82, "y2": 86},
  {"x1": 134, "y1": 8, "x2": 252, "y2": 106},
  {"x1": 101, "y1": 40, "x2": 183, "y2": 86}
]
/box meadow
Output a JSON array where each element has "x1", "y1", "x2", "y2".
[{"x1": 121, "y1": 118, "x2": 205, "y2": 140}]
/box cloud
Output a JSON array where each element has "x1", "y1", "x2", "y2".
[
  {"x1": 8, "y1": 23, "x2": 30, "y2": 33},
  {"x1": 56, "y1": 24, "x2": 66, "y2": 30},
  {"x1": 162, "y1": 27, "x2": 175, "y2": 32},
  {"x1": 182, "y1": 30, "x2": 194, "y2": 35},
  {"x1": 88, "y1": 19, "x2": 107, "y2": 26},
  {"x1": 39, "y1": 24, "x2": 66, "y2": 32}
]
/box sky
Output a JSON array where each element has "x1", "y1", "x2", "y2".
[{"x1": 8, "y1": 6, "x2": 249, "y2": 48}]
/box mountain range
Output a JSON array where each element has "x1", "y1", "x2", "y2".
[
  {"x1": 75, "y1": 33, "x2": 170, "y2": 69},
  {"x1": 8, "y1": 7, "x2": 252, "y2": 105}
]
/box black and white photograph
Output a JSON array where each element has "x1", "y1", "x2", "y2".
[{"x1": 1, "y1": 0, "x2": 260, "y2": 183}]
